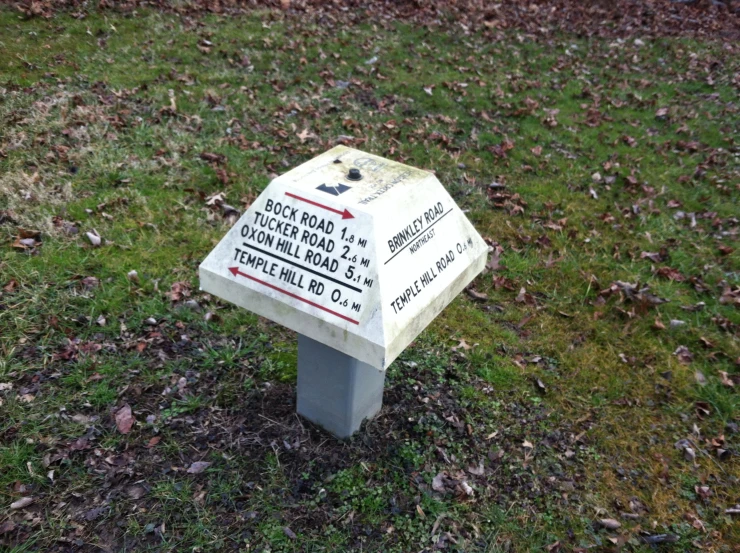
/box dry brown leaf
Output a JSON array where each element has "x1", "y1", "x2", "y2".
[
  {"x1": 466, "y1": 288, "x2": 487, "y2": 302},
  {"x1": 599, "y1": 518, "x2": 621, "y2": 530},
  {"x1": 297, "y1": 128, "x2": 316, "y2": 144},
  {"x1": 127, "y1": 485, "x2": 147, "y2": 500},
  {"x1": 200, "y1": 152, "x2": 226, "y2": 165},
  {"x1": 515, "y1": 287, "x2": 536, "y2": 305},
  {"x1": 86, "y1": 231, "x2": 102, "y2": 247},
  {"x1": 452, "y1": 339, "x2": 473, "y2": 352},
  {"x1": 115, "y1": 404, "x2": 134, "y2": 434},
  {"x1": 3, "y1": 279, "x2": 18, "y2": 292},
  {"x1": 432, "y1": 472, "x2": 447, "y2": 492},
  {"x1": 675, "y1": 346, "x2": 693, "y2": 365},
  {"x1": 187, "y1": 461, "x2": 211, "y2": 474},
  {"x1": 166, "y1": 281, "x2": 192, "y2": 302},
  {"x1": 719, "y1": 371, "x2": 735, "y2": 388},
  {"x1": 10, "y1": 497, "x2": 35, "y2": 510}
]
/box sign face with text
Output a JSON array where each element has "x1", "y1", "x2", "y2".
[{"x1": 199, "y1": 146, "x2": 488, "y2": 369}]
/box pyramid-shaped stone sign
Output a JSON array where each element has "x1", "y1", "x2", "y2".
[{"x1": 200, "y1": 146, "x2": 488, "y2": 370}]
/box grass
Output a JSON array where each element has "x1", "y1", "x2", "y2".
[{"x1": 1, "y1": 6, "x2": 739, "y2": 552}]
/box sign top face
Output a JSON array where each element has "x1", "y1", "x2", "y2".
[
  {"x1": 273, "y1": 146, "x2": 431, "y2": 209},
  {"x1": 200, "y1": 146, "x2": 488, "y2": 369}
]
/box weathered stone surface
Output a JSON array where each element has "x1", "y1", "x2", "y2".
[
  {"x1": 296, "y1": 334, "x2": 385, "y2": 438},
  {"x1": 200, "y1": 146, "x2": 487, "y2": 369}
]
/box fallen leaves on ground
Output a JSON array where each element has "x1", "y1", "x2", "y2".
[
  {"x1": 432, "y1": 471, "x2": 474, "y2": 499},
  {"x1": 199, "y1": 151, "x2": 226, "y2": 165},
  {"x1": 14, "y1": 0, "x2": 740, "y2": 42},
  {"x1": 599, "y1": 281, "x2": 668, "y2": 308},
  {"x1": 11, "y1": 229, "x2": 42, "y2": 252},
  {"x1": 166, "y1": 281, "x2": 191, "y2": 302}
]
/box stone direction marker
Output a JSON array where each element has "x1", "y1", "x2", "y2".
[{"x1": 200, "y1": 146, "x2": 488, "y2": 437}]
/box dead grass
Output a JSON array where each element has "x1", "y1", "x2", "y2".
[{"x1": 0, "y1": 170, "x2": 74, "y2": 231}]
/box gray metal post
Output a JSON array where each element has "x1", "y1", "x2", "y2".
[{"x1": 297, "y1": 334, "x2": 385, "y2": 438}]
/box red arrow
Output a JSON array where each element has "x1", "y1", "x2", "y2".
[
  {"x1": 228, "y1": 267, "x2": 359, "y2": 325},
  {"x1": 285, "y1": 192, "x2": 354, "y2": 219}
]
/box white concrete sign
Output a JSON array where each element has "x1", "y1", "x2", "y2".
[{"x1": 200, "y1": 146, "x2": 488, "y2": 370}]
